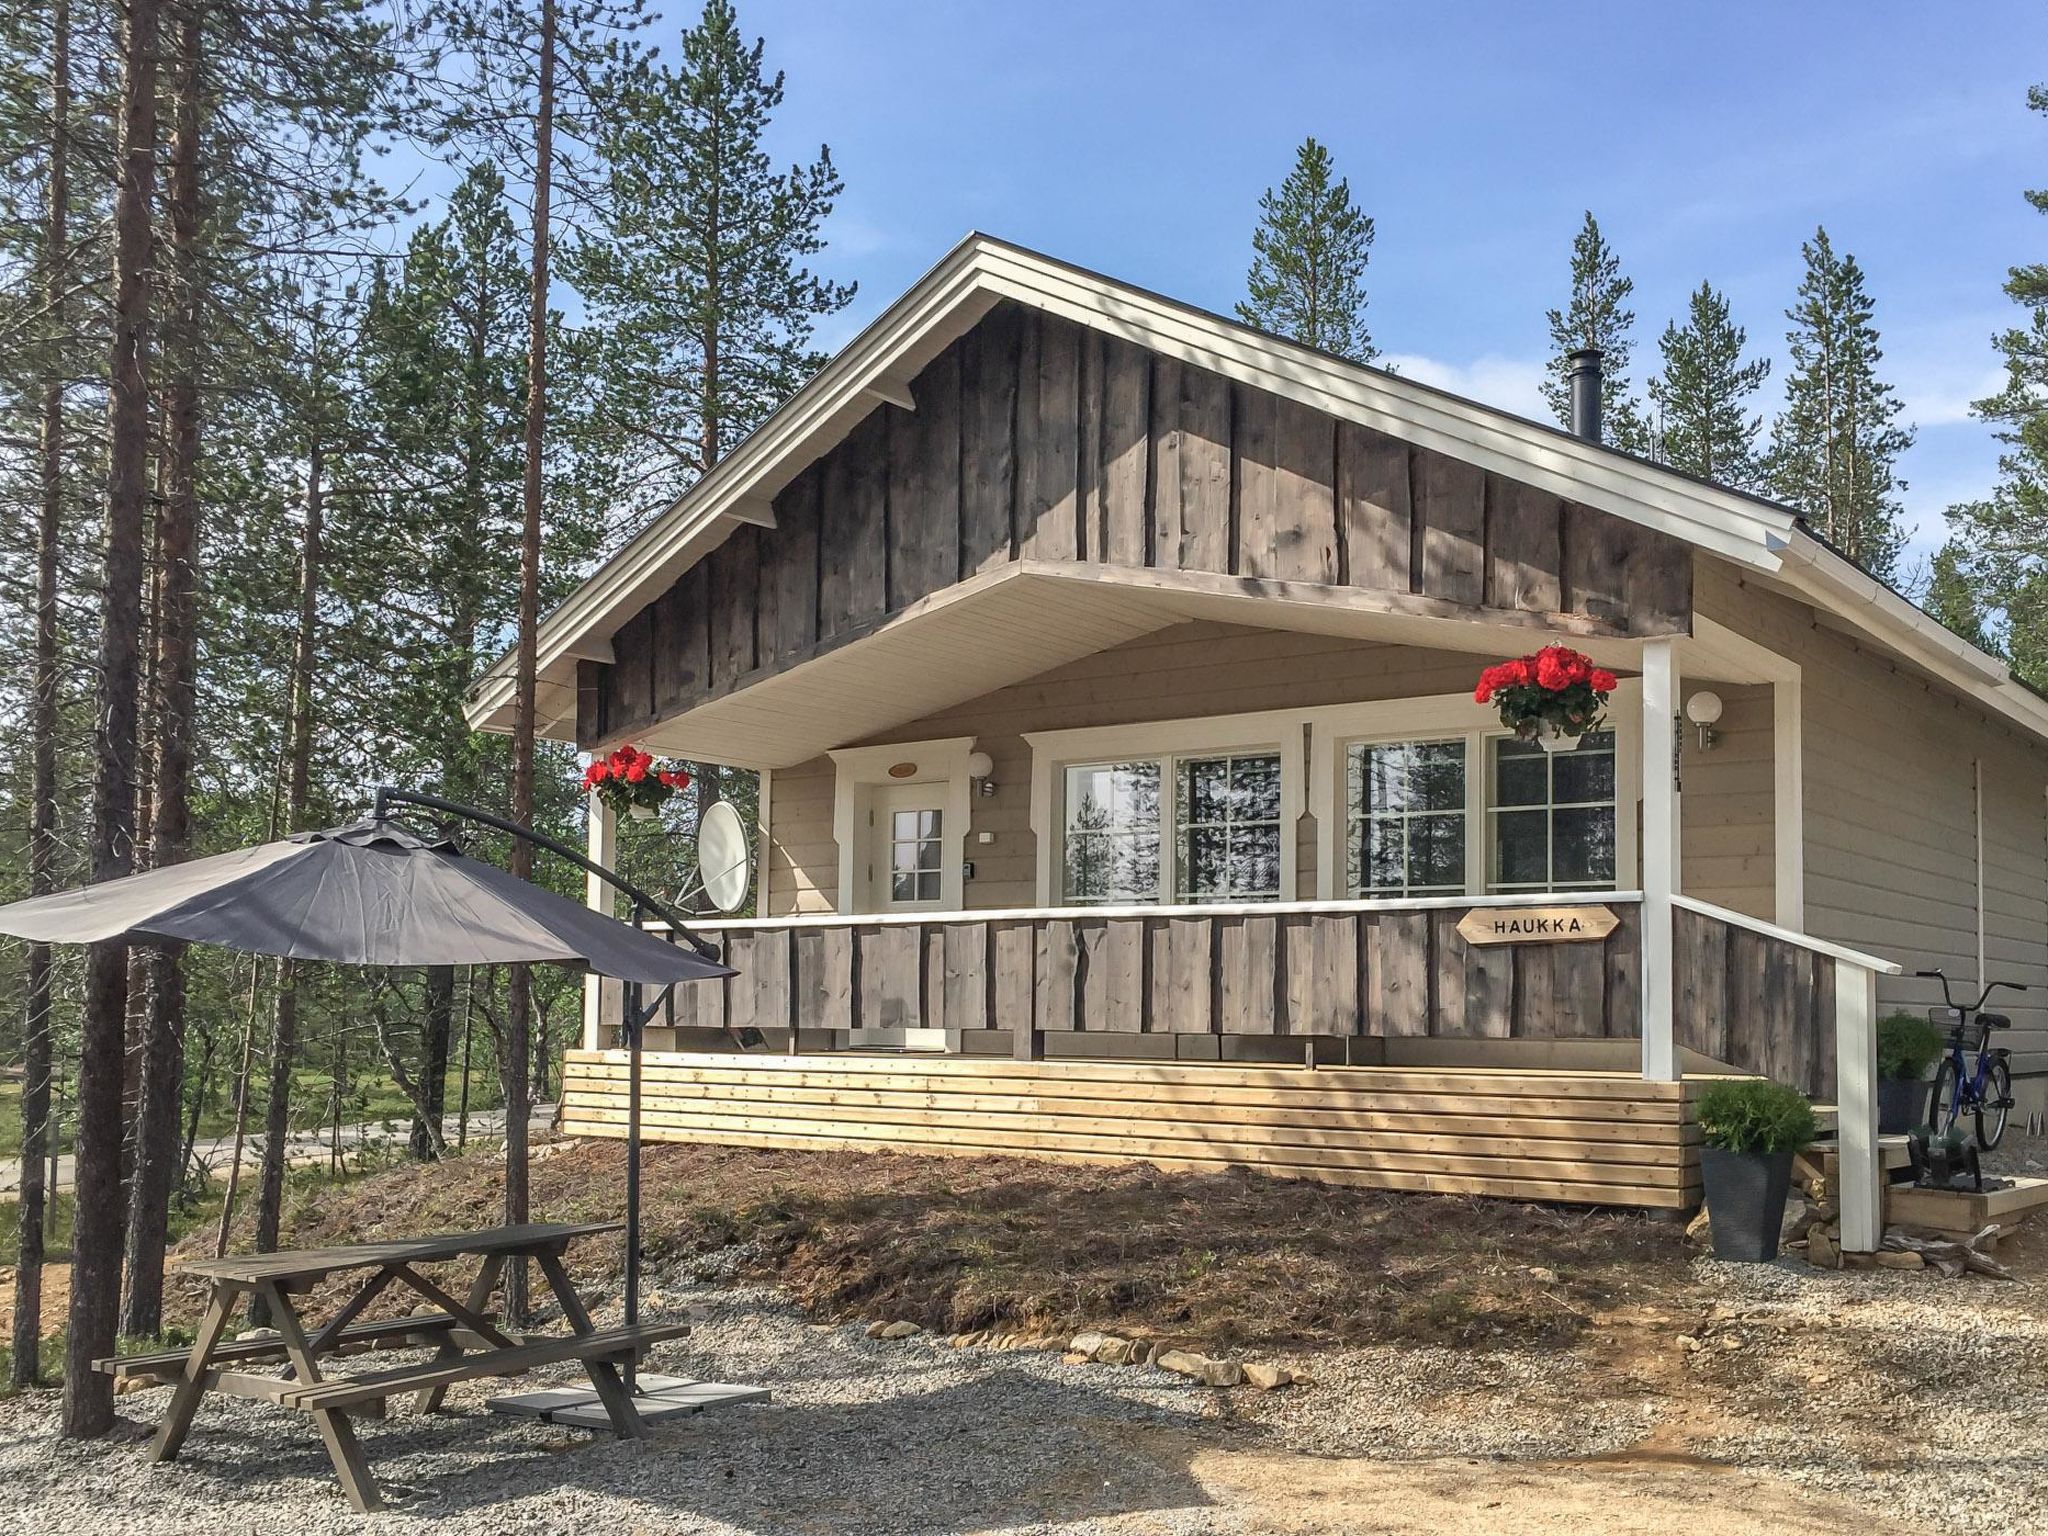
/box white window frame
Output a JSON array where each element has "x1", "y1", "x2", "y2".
[
  {"x1": 828, "y1": 737, "x2": 978, "y2": 914},
  {"x1": 1306, "y1": 686, "x2": 1642, "y2": 901},
  {"x1": 1025, "y1": 709, "x2": 1308, "y2": 907}
]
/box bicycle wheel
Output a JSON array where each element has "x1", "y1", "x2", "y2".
[
  {"x1": 1928, "y1": 1057, "x2": 1962, "y2": 1134},
  {"x1": 1976, "y1": 1058, "x2": 2013, "y2": 1151}
]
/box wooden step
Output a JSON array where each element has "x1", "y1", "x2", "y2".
[{"x1": 279, "y1": 1322, "x2": 692, "y2": 1412}]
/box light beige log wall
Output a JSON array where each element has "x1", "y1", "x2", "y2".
[{"x1": 1697, "y1": 559, "x2": 2048, "y2": 1085}]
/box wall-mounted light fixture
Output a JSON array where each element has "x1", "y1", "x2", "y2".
[
  {"x1": 1685, "y1": 691, "x2": 1724, "y2": 751},
  {"x1": 966, "y1": 748, "x2": 997, "y2": 796}
]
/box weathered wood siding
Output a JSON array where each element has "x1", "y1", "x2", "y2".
[
  {"x1": 582, "y1": 302, "x2": 1693, "y2": 744},
  {"x1": 559, "y1": 1052, "x2": 1700, "y2": 1209},
  {"x1": 602, "y1": 901, "x2": 1642, "y2": 1055},
  {"x1": 1696, "y1": 560, "x2": 2048, "y2": 1089},
  {"x1": 1673, "y1": 904, "x2": 1835, "y2": 1098}
]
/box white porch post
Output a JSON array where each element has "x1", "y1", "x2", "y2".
[
  {"x1": 581, "y1": 794, "x2": 616, "y2": 1052},
  {"x1": 1640, "y1": 638, "x2": 1679, "y2": 1081},
  {"x1": 1834, "y1": 959, "x2": 1883, "y2": 1252}
]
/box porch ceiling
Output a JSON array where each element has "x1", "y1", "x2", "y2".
[{"x1": 621, "y1": 562, "x2": 1710, "y2": 769}]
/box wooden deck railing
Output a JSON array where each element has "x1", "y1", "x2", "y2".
[
  {"x1": 1672, "y1": 899, "x2": 1838, "y2": 1098},
  {"x1": 598, "y1": 893, "x2": 1645, "y2": 1056}
]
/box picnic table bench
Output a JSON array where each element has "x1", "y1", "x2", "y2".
[{"x1": 95, "y1": 1221, "x2": 684, "y2": 1513}]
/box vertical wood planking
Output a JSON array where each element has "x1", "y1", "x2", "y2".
[
  {"x1": 1369, "y1": 913, "x2": 1429, "y2": 1036},
  {"x1": 959, "y1": 307, "x2": 1020, "y2": 575},
  {"x1": 993, "y1": 921, "x2": 1038, "y2": 1057},
  {"x1": 1096, "y1": 338, "x2": 1151, "y2": 565},
  {"x1": 1035, "y1": 919, "x2": 1078, "y2": 1035},
  {"x1": 1233, "y1": 384, "x2": 1277, "y2": 577},
  {"x1": 943, "y1": 922, "x2": 990, "y2": 1035},
  {"x1": 707, "y1": 530, "x2": 758, "y2": 692},
  {"x1": 1415, "y1": 451, "x2": 1487, "y2": 605},
  {"x1": 1218, "y1": 915, "x2": 1277, "y2": 1035},
  {"x1": 766, "y1": 468, "x2": 821, "y2": 665},
  {"x1": 887, "y1": 343, "x2": 961, "y2": 607},
  {"x1": 1673, "y1": 907, "x2": 1729, "y2": 1061},
  {"x1": 1485, "y1": 475, "x2": 1564, "y2": 614},
  {"x1": 1604, "y1": 907, "x2": 1642, "y2": 1041},
  {"x1": 1268, "y1": 397, "x2": 1337, "y2": 582},
  {"x1": 859, "y1": 924, "x2": 924, "y2": 1033},
  {"x1": 1174, "y1": 364, "x2": 1232, "y2": 573},
  {"x1": 1337, "y1": 423, "x2": 1412, "y2": 594},
  {"x1": 818, "y1": 411, "x2": 890, "y2": 638},
  {"x1": 1724, "y1": 928, "x2": 1769, "y2": 1081},
  {"x1": 1017, "y1": 312, "x2": 1081, "y2": 561},
  {"x1": 1562, "y1": 502, "x2": 1630, "y2": 625},
  {"x1": 794, "y1": 926, "x2": 854, "y2": 1035},
  {"x1": 1166, "y1": 915, "x2": 1216, "y2": 1034}
]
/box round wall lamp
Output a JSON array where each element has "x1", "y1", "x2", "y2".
[{"x1": 1685, "y1": 691, "x2": 1724, "y2": 751}]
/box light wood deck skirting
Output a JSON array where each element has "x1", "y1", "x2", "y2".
[{"x1": 559, "y1": 1051, "x2": 1702, "y2": 1210}]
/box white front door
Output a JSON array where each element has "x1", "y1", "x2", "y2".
[{"x1": 868, "y1": 783, "x2": 948, "y2": 912}]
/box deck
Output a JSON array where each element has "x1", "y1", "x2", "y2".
[{"x1": 559, "y1": 1051, "x2": 1704, "y2": 1210}]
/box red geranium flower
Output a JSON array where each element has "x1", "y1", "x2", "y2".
[{"x1": 1589, "y1": 668, "x2": 1619, "y2": 693}]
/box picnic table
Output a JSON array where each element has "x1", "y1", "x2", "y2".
[{"x1": 95, "y1": 1221, "x2": 689, "y2": 1513}]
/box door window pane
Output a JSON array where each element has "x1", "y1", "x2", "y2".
[
  {"x1": 1176, "y1": 753, "x2": 1284, "y2": 901},
  {"x1": 886, "y1": 806, "x2": 943, "y2": 903},
  {"x1": 1346, "y1": 740, "x2": 1467, "y2": 896},
  {"x1": 1485, "y1": 730, "x2": 1618, "y2": 892},
  {"x1": 1064, "y1": 762, "x2": 1162, "y2": 903}
]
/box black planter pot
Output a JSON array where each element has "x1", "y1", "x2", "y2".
[
  {"x1": 1699, "y1": 1146, "x2": 1795, "y2": 1262},
  {"x1": 1877, "y1": 1076, "x2": 1932, "y2": 1136}
]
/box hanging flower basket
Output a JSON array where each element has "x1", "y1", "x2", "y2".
[
  {"x1": 1474, "y1": 646, "x2": 1619, "y2": 753},
  {"x1": 582, "y1": 744, "x2": 692, "y2": 820}
]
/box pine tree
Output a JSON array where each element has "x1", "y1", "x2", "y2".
[
  {"x1": 1542, "y1": 212, "x2": 1649, "y2": 453},
  {"x1": 1765, "y1": 228, "x2": 1913, "y2": 578},
  {"x1": 569, "y1": 0, "x2": 851, "y2": 520},
  {"x1": 1648, "y1": 282, "x2": 1771, "y2": 489},
  {"x1": 1237, "y1": 137, "x2": 1376, "y2": 363},
  {"x1": 1940, "y1": 83, "x2": 2048, "y2": 683}
]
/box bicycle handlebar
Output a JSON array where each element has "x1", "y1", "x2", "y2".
[{"x1": 1916, "y1": 967, "x2": 2030, "y2": 1013}]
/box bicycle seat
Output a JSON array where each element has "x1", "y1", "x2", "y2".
[{"x1": 1980, "y1": 1012, "x2": 2012, "y2": 1030}]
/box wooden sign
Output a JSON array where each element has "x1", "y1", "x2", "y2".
[{"x1": 1457, "y1": 904, "x2": 1618, "y2": 946}]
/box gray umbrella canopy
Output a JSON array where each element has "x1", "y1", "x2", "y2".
[{"x1": 0, "y1": 818, "x2": 731, "y2": 986}]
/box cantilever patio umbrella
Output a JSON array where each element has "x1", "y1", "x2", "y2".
[{"x1": 0, "y1": 792, "x2": 734, "y2": 1392}]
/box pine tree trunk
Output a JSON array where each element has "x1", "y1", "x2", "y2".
[
  {"x1": 64, "y1": 0, "x2": 161, "y2": 1439},
  {"x1": 251, "y1": 397, "x2": 325, "y2": 1323},
  {"x1": 503, "y1": 0, "x2": 558, "y2": 1327},
  {"x1": 411, "y1": 968, "x2": 454, "y2": 1160},
  {"x1": 121, "y1": 0, "x2": 205, "y2": 1339},
  {"x1": 11, "y1": 0, "x2": 70, "y2": 1392}
]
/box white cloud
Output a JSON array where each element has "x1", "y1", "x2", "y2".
[{"x1": 1379, "y1": 352, "x2": 1550, "y2": 419}]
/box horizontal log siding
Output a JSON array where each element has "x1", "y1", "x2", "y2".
[
  {"x1": 606, "y1": 902, "x2": 1642, "y2": 1050},
  {"x1": 1697, "y1": 560, "x2": 2048, "y2": 1086},
  {"x1": 586, "y1": 301, "x2": 1692, "y2": 744},
  {"x1": 558, "y1": 1052, "x2": 1700, "y2": 1210}
]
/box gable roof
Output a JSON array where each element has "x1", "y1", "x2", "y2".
[{"x1": 466, "y1": 233, "x2": 2048, "y2": 751}]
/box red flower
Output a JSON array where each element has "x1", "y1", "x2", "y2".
[
  {"x1": 1588, "y1": 667, "x2": 1618, "y2": 694},
  {"x1": 625, "y1": 761, "x2": 647, "y2": 783},
  {"x1": 1534, "y1": 650, "x2": 1572, "y2": 691},
  {"x1": 583, "y1": 761, "x2": 609, "y2": 787}
]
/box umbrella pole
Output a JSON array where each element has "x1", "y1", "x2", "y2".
[{"x1": 624, "y1": 973, "x2": 642, "y2": 1397}]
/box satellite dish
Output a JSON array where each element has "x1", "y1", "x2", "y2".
[{"x1": 697, "y1": 800, "x2": 752, "y2": 914}]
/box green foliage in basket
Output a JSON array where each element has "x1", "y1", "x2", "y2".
[
  {"x1": 1876, "y1": 1012, "x2": 1944, "y2": 1081},
  {"x1": 1696, "y1": 1078, "x2": 1820, "y2": 1155}
]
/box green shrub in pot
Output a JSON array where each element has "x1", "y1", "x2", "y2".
[
  {"x1": 1695, "y1": 1079, "x2": 1819, "y2": 1262},
  {"x1": 1875, "y1": 1012, "x2": 1944, "y2": 1133}
]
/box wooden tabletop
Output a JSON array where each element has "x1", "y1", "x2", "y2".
[{"x1": 180, "y1": 1221, "x2": 624, "y2": 1285}]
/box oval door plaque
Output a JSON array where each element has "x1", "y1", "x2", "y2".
[{"x1": 1457, "y1": 904, "x2": 1618, "y2": 945}]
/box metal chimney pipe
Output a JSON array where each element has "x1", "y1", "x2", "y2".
[{"x1": 1567, "y1": 346, "x2": 1604, "y2": 445}]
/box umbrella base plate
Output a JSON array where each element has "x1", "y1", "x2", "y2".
[{"x1": 488, "y1": 1374, "x2": 771, "y2": 1428}]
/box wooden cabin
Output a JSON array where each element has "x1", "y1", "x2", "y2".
[{"x1": 468, "y1": 236, "x2": 2048, "y2": 1251}]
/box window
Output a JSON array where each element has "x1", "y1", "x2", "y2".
[
  {"x1": 887, "y1": 807, "x2": 944, "y2": 903},
  {"x1": 1486, "y1": 730, "x2": 1618, "y2": 892},
  {"x1": 1064, "y1": 762, "x2": 1162, "y2": 903},
  {"x1": 1346, "y1": 739, "x2": 1466, "y2": 896},
  {"x1": 1057, "y1": 747, "x2": 1286, "y2": 905},
  {"x1": 1176, "y1": 753, "x2": 1284, "y2": 901}
]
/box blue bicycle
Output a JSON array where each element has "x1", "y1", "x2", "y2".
[{"x1": 1918, "y1": 968, "x2": 2026, "y2": 1151}]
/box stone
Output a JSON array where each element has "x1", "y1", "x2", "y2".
[
  {"x1": 1092, "y1": 1336, "x2": 1135, "y2": 1364},
  {"x1": 863, "y1": 1320, "x2": 890, "y2": 1339},
  {"x1": 1677, "y1": 1335, "x2": 1703, "y2": 1354},
  {"x1": 878, "y1": 1320, "x2": 923, "y2": 1340},
  {"x1": 1200, "y1": 1358, "x2": 1244, "y2": 1389},
  {"x1": 1155, "y1": 1348, "x2": 1208, "y2": 1381},
  {"x1": 949, "y1": 1330, "x2": 986, "y2": 1350},
  {"x1": 1069, "y1": 1331, "x2": 1112, "y2": 1358},
  {"x1": 1243, "y1": 1362, "x2": 1293, "y2": 1391},
  {"x1": 1873, "y1": 1249, "x2": 1925, "y2": 1271},
  {"x1": 1125, "y1": 1340, "x2": 1153, "y2": 1367},
  {"x1": 1684, "y1": 1209, "x2": 1713, "y2": 1247},
  {"x1": 1528, "y1": 1266, "x2": 1558, "y2": 1284},
  {"x1": 1061, "y1": 1351, "x2": 1091, "y2": 1366},
  {"x1": 1807, "y1": 1230, "x2": 1838, "y2": 1269},
  {"x1": 234, "y1": 1328, "x2": 279, "y2": 1343}
]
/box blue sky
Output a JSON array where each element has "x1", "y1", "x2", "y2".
[{"x1": 683, "y1": 0, "x2": 2048, "y2": 579}]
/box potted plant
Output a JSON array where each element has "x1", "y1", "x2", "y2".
[
  {"x1": 1876, "y1": 1012, "x2": 1943, "y2": 1134},
  {"x1": 1695, "y1": 1078, "x2": 1820, "y2": 1262},
  {"x1": 582, "y1": 743, "x2": 693, "y2": 821},
  {"x1": 1474, "y1": 645, "x2": 1620, "y2": 753}
]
